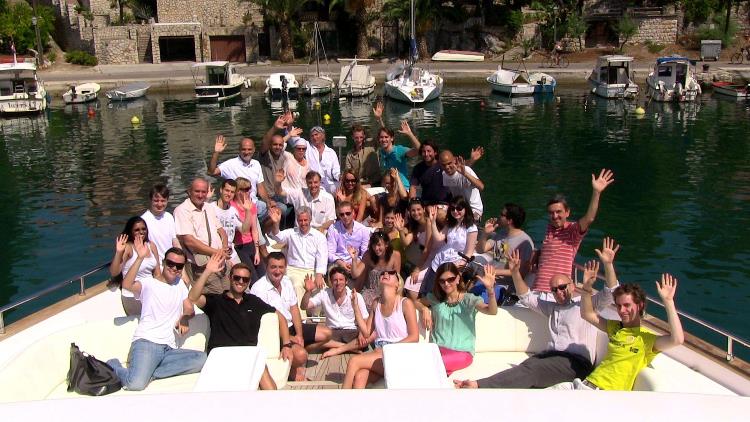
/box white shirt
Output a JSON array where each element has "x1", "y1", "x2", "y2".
[
  {"x1": 442, "y1": 166, "x2": 484, "y2": 217},
  {"x1": 218, "y1": 156, "x2": 265, "y2": 199},
  {"x1": 308, "y1": 287, "x2": 368, "y2": 329},
  {"x1": 209, "y1": 202, "x2": 241, "y2": 262},
  {"x1": 270, "y1": 227, "x2": 328, "y2": 274},
  {"x1": 431, "y1": 224, "x2": 478, "y2": 271},
  {"x1": 290, "y1": 138, "x2": 340, "y2": 194},
  {"x1": 286, "y1": 188, "x2": 336, "y2": 229},
  {"x1": 141, "y1": 209, "x2": 177, "y2": 259},
  {"x1": 250, "y1": 275, "x2": 298, "y2": 327},
  {"x1": 132, "y1": 277, "x2": 188, "y2": 349}
]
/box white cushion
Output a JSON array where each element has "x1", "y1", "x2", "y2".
[
  {"x1": 383, "y1": 343, "x2": 452, "y2": 389},
  {"x1": 194, "y1": 346, "x2": 267, "y2": 392},
  {"x1": 474, "y1": 307, "x2": 551, "y2": 353}
]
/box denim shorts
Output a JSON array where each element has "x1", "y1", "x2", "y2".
[{"x1": 374, "y1": 340, "x2": 394, "y2": 349}]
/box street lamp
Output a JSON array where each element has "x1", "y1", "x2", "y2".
[
  {"x1": 552, "y1": 6, "x2": 559, "y2": 45},
  {"x1": 31, "y1": 0, "x2": 44, "y2": 66}
]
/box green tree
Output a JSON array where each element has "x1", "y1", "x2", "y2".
[
  {"x1": 382, "y1": 0, "x2": 464, "y2": 60},
  {"x1": 243, "y1": 0, "x2": 320, "y2": 62},
  {"x1": 329, "y1": 0, "x2": 377, "y2": 59},
  {"x1": 614, "y1": 15, "x2": 637, "y2": 53},
  {"x1": 565, "y1": 11, "x2": 587, "y2": 50},
  {"x1": 0, "y1": 0, "x2": 55, "y2": 54}
]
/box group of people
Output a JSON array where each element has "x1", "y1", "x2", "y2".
[{"x1": 106, "y1": 104, "x2": 684, "y2": 392}]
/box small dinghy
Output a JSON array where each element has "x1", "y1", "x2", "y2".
[
  {"x1": 62, "y1": 83, "x2": 100, "y2": 104},
  {"x1": 711, "y1": 81, "x2": 750, "y2": 98},
  {"x1": 105, "y1": 82, "x2": 150, "y2": 101}
]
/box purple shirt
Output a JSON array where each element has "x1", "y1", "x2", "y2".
[{"x1": 327, "y1": 220, "x2": 370, "y2": 264}]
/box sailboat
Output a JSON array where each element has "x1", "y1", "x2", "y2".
[
  {"x1": 384, "y1": 0, "x2": 443, "y2": 104},
  {"x1": 301, "y1": 21, "x2": 335, "y2": 96}
]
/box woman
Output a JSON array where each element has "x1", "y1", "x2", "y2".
[
  {"x1": 376, "y1": 168, "x2": 408, "y2": 222},
  {"x1": 344, "y1": 125, "x2": 380, "y2": 186},
  {"x1": 351, "y1": 231, "x2": 402, "y2": 312},
  {"x1": 343, "y1": 270, "x2": 418, "y2": 389},
  {"x1": 415, "y1": 262, "x2": 497, "y2": 375},
  {"x1": 282, "y1": 132, "x2": 309, "y2": 195},
  {"x1": 231, "y1": 177, "x2": 262, "y2": 278},
  {"x1": 381, "y1": 207, "x2": 405, "y2": 256},
  {"x1": 398, "y1": 198, "x2": 437, "y2": 299},
  {"x1": 109, "y1": 216, "x2": 161, "y2": 316},
  {"x1": 335, "y1": 169, "x2": 371, "y2": 222},
  {"x1": 418, "y1": 195, "x2": 478, "y2": 297}
]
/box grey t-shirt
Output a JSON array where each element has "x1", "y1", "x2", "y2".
[{"x1": 490, "y1": 229, "x2": 535, "y2": 275}]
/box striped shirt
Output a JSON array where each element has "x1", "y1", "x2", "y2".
[{"x1": 534, "y1": 222, "x2": 586, "y2": 292}]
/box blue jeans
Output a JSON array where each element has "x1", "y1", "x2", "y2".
[{"x1": 107, "y1": 339, "x2": 207, "y2": 391}]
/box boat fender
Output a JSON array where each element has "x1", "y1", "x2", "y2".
[
  {"x1": 131, "y1": 116, "x2": 141, "y2": 125},
  {"x1": 634, "y1": 107, "x2": 645, "y2": 115},
  {"x1": 87, "y1": 107, "x2": 96, "y2": 117},
  {"x1": 244, "y1": 79, "x2": 251, "y2": 89},
  {"x1": 323, "y1": 113, "x2": 331, "y2": 124},
  {"x1": 314, "y1": 101, "x2": 321, "y2": 109}
]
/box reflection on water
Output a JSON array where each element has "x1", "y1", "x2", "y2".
[{"x1": 1, "y1": 87, "x2": 749, "y2": 343}]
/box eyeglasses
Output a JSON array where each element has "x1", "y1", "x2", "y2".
[
  {"x1": 550, "y1": 284, "x2": 569, "y2": 293},
  {"x1": 380, "y1": 270, "x2": 398, "y2": 277},
  {"x1": 164, "y1": 259, "x2": 185, "y2": 271},
  {"x1": 339, "y1": 211, "x2": 352, "y2": 217},
  {"x1": 294, "y1": 147, "x2": 307, "y2": 151},
  {"x1": 231, "y1": 274, "x2": 251, "y2": 283},
  {"x1": 438, "y1": 275, "x2": 458, "y2": 284}
]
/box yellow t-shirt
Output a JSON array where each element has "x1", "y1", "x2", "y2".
[{"x1": 586, "y1": 320, "x2": 659, "y2": 390}]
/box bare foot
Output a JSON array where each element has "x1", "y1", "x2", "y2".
[
  {"x1": 291, "y1": 366, "x2": 306, "y2": 382},
  {"x1": 322, "y1": 348, "x2": 343, "y2": 359}
]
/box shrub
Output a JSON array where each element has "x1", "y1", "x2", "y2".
[
  {"x1": 645, "y1": 40, "x2": 665, "y2": 54},
  {"x1": 47, "y1": 51, "x2": 57, "y2": 63},
  {"x1": 65, "y1": 50, "x2": 98, "y2": 66},
  {"x1": 696, "y1": 12, "x2": 738, "y2": 47}
]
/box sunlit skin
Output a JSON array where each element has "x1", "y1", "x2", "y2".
[
  {"x1": 266, "y1": 257, "x2": 288, "y2": 285},
  {"x1": 293, "y1": 145, "x2": 307, "y2": 162},
  {"x1": 383, "y1": 212, "x2": 396, "y2": 231},
  {"x1": 229, "y1": 268, "x2": 252, "y2": 296},
  {"x1": 307, "y1": 175, "x2": 322, "y2": 198},
  {"x1": 330, "y1": 272, "x2": 347, "y2": 299},
  {"x1": 352, "y1": 130, "x2": 366, "y2": 150},
  {"x1": 450, "y1": 204, "x2": 466, "y2": 220},
  {"x1": 409, "y1": 203, "x2": 425, "y2": 223},
  {"x1": 311, "y1": 131, "x2": 326, "y2": 148},
  {"x1": 338, "y1": 205, "x2": 354, "y2": 229},
  {"x1": 188, "y1": 179, "x2": 208, "y2": 209},
  {"x1": 547, "y1": 202, "x2": 571, "y2": 229},
  {"x1": 549, "y1": 274, "x2": 574, "y2": 305},
  {"x1": 439, "y1": 152, "x2": 457, "y2": 175},
  {"x1": 270, "y1": 135, "x2": 285, "y2": 158},
  {"x1": 131, "y1": 221, "x2": 148, "y2": 240},
  {"x1": 220, "y1": 184, "x2": 237, "y2": 205},
  {"x1": 150, "y1": 193, "x2": 168, "y2": 216},
  {"x1": 421, "y1": 145, "x2": 437, "y2": 165},
  {"x1": 162, "y1": 252, "x2": 185, "y2": 284},
  {"x1": 378, "y1": 130, "x2": 394, "y2": 152},
  {"x1": 372, "y1": 238, "x2": 387, "y2": 259},
  {"x1": 239, "y1": 138, "x2": 255, "y2": 162},
  {"x1": 616, "y1": 293, "x2": 643, "y2": 327},
  {"x1": 437, "y1": 271, "x2": 460, "y2": 298},
  {"x1": 296, "y1": 212, "x2": 312, "y2": 235}
]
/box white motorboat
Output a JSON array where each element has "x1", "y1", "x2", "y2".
[
  {"x1": 0, "y1": 61, "x2": 47, "y2": 114},
  {"x1": 431, "y1": 50, "x2": 485, "y2": 62},
  {"x1": 265, "y1": 73, "x2": 299, "y2": 99},
  {"x1": 191, "y1": 61, "x2": 248, "y2": 101},
  {"x1": 62, "y1": 83, "x2": 100, "y2": 104},
  {"x1": 528, "y1": 72, "x2": 556, "y2": 94},
  {"x1": 589, "y1": 55, "x2": 639, "y2": 100},
  {"x1": 486, "y1": 67, "x2": 535, "y2": 96},
  {"x1": 301, "y1": 21, "x2": 336, "y2": 96},
  {"x1": 338, "y1": 58, "x2": 376, "y2": 97},
  {"x1": 105, "y1": 82, "x2": 151, "y2": 101},
  {"x1": 646, "y1": 56, "x2": 701, "y2": 102}
]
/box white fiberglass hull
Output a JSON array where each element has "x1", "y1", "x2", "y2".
[
  {"x1": 646, "y1": 77, "x2": 701, "y2": 102},
  {"x1": 487, "y1": 77, "x2": 535, "y2": 96},
  {"x1": 0, "y1": 95, "x2": 47, "y2": 114},
  {"x1": 589, "y1": 80, "x2": 640, "y2": 99},
  {"x1": 384, "y1": 79, "x2": 443, "y2": 104},
  {"x1": 301, "y1": 76, "x2": 335, "y2": 96},
  {"x1": 62, "y1": 83, "x2": 100, "y2": 104}
]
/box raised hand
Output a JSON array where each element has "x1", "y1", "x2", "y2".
[
  {"x1": 455, "y1": 155, "x2": 466, "y2": 174},
  {"x1": 506, "y1": 249, "x2": 521, "y2": 274},
  {"x1": 393, "y1": 214, "x2": 405, "y2": 231},
  {"x1": 133, "y1": 235, "x2": 149, "y2": 259},
  {"x1": 389, "y1": 167, "x2": 398, "y2": 180},
  {"x1": 427, "y1": 205, "x2": 437, "y2": 221},
  {"x1": 347, "y1": 245, "x2": 358, "y2": 261},
  {"x1": 470, "y1": 146, "x2": 484, "y2": 162},
  {"x1": 582, "y1": 260, "x2": 599, "y2": 291},
  {"x1": 274, "y1": 114, "x2": 286, "y2": 129},
  {"x1": 268, "y1": 206, "x2": 282, "y2": 224},
  {"x1": 283, "y1": 110, "x2": 294, "y2": 126},
  {"x1": 484, "y1": 217, "x2": 498, "y2": 234},
  {"x1": 656, "y1": 273, "x2": 678, "y2": 301},
  {"x1": 398, "y1": 120, "x2": 413, "y2": 136},
  {"x1": 288, "y1": 126, "x2": 303, "y2": 138},
  {"x1": 205, "y1": 251, "x2": 225, "y2": 274},
  {"x1": 207, "y1": 184, "x2": 215, "y2": 201},
  {"x1": 115, "y1": 234, "x2": 128, "y2": 253},
  {"x1": 592, "y1": 168, "x2": 615, "y2": 193},
  {"x1": 242, "y1": 192, "x2": 253, "y2": 211},
  {"x1": 303, "y1": 273, "x2": 316, "y2": 292},
  {"x1": 335, "y1": 186, "x2": 347, "y2": 202},
  {"x1": 214, "y1": 134, "x2": 227, "y2": 153},
  {"x1": 372, "y1": 101, "x2": 384, "y2": 119},
  {"x1": 594, "y1": 236, "x2": 620, "y2": 265},
  {"x1": 481, "y1": 264, "x2": 496, "y2": 290}
]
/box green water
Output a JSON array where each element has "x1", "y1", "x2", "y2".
[{"x1": 1, "y1": 86, "x2": 749, "y2": 355}]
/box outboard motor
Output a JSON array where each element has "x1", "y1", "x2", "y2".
[{"x1": 281, "y1": 75, "x2": 288, "y2": 95}]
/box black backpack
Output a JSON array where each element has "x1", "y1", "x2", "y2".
[{"x1": 66, "y1": 343, "x2": 122, "y2": 396}]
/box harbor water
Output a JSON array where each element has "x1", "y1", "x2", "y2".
[{"x1": 1, "y1": 86, "x2": 749, "y2": 355}]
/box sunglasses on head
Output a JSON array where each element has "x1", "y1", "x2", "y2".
[
  {"x1": 231, "y1": 274, "x2": 251, "y2": 283},
  {"x1": 164, "y1": 259, "x2": 185, "y2": 271},
  {"x1": 550, "y1": 283, "x2": 569, "y2": 293}
]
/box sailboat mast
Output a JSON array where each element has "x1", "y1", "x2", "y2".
[
  {"x1": 314, "y1": 21, "x2": 320, "y2": 77},
  {"x1": 410, "y1": 0, "x2": 417, "y2": 63}
]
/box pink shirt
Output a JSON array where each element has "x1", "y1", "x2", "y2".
[
  {"x1": 534, "y1": 222, "x2": 586, "y2": 292},
  {"x1": 230, "y1": 201, "x2": 257, "y2": 245}
]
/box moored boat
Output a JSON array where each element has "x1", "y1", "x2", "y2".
[
  {"x1": 0, "y1": 62, "x2": 47, "y2": 114},
  {"x1": 338, "y1": 58, "x2": 376, "y2": 98},
  {"x1": 105, "y1": 82, "x2": 151, "y2": 101},
  {"x1": 486, "y1": 67, "x2": 535, "y2": 96},
  {"x1": 646, "y1": 56, "x2": 701, "y2": 102},
  {"x1": 711, "y1": 81, "x2": 750, "y2": 98},
  {"x1": 300, "y1": 21, "x2": 336, "y2": 96},
  {"x1": 528, "y1": 72, "x2": 556, "y2": 94},
  {"x1": 265, "y1": 73, "x2": 300, "y2": 99},
  {"x1": 588, "y1": 55, "x2": 640, "y2": 99},
  {"x1": 62, "y1": 83, "x2": 100, "y2": 104},
  {"x1": 191, "y1": 61, "x2": 248, "y2": 101},
  {"x1": 431, "y1": 50, "x2": 485, "y2": 62}
]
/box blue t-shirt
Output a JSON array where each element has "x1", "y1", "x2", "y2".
[{"x1": 379, "y1": 144, "x2": 411, "y2": 189}]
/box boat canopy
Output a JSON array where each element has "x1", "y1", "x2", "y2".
[
  {"x1": 492, "y1": 67, "x2": 529, "y2": 85},
  {"x1": 656, "y1": 56, "x2": 693, "y2": 65},
  {"x1": 597, "y1": 55, "x2": 634, "y2": 65},
  {"x1": 192, "y1": 61, "x2": 229, "y2": 68}
]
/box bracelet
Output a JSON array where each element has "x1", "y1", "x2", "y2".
[{"x1": 282, "y1": 342, "x2": 293, "y2": 348}]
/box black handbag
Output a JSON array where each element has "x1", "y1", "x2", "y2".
[{"x1": 66, "y1": 343, "x2": 122, "y2": 396}]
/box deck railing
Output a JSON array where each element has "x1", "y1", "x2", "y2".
[
  {"x1": 573, "y1": 264, "x2": 750, "y2": 361},
  {"x1": 0, "y1": 261, "x2": 111, "y2": 335}
]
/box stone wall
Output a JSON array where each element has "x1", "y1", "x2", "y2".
[
  {"x1": 93, "y1": 26, "x2": 139, "y2": 65},
  {"x1": 156, "y1": 0, "x2": 261, "y2": 26},
  {"x1": 627, "y1": 16, "x2": 678, "y2": 44}
]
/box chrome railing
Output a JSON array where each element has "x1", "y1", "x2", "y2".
[
  {"x1": 574, "y1": 264, "x2": 750, "y2": 361},
  {"x1": 0, "y1": 261, "x2": 111, "y2": 335}
]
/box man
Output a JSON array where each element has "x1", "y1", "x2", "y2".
[
  {"x1": 300, "y1": 266, "x2": 369, "y2": 358},
  {"x1": 187, "y1": 255, "x2": 294, "y2": 390},
  {"x1": 377, "y1": 120, "x2": 421, "y2": 190},
  {"x1": 454, "y1": 237, "x2": 620, "y2": 389},
  {"x1": 107, "y1": 239, "x2": 206, "y2": 391},
  {"x1": 534, "y1": 169, "x2": 615, "y2": 293},
  {"x1": 477, "y1": 203, "x2": 535, "y2": 281},
  {"x1": 440, "y1": 150, "x2": 484, "y2": 220},
  {"x1": 174, "y1": 177, "x2": 229, "y2": 294},
  {"x1": 268, "y1": 206, "x2": 328, "y2": 303},
  {"x1": 141, "y1": 183, "x2": 180, "y2": 259},
  {"x1": 259, "y1": 112, "x2": 294, "y2": 227},
  {"x1": 286, "y1": 171, "x2": 336, "y2": 232},
  {"x1": 409, "y1": 140, "x2": 449, "y2": 205},
  {"x1": 208, "y1": 135, "x2": 276, "y2": 220},
  {"x1": 345, "y1": 124, "x2": 380, "y2": 186},
  {"x1": 327, "y1": 201, "x2": 369, "y2": 271},
  {"x1": 551, "y1": 258, "x2": 684, "y2": 390},
  {"x1": 290, "y1": 126, "x2": 340, "y2": 194},
  {"x1": 250, "y1": 252, "x2": 332, "y2": 381}
]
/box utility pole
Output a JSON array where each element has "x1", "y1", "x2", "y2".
[{"x1": 31, "y1": 0, "x2": 44, "y2": 66}]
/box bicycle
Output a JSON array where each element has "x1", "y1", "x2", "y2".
[
  {"x1": 539, "y1": 50, "x2": 570, "y2": 68},
  {"x1": 730, "y1": 46, "x2": 750, "y2": 64}
]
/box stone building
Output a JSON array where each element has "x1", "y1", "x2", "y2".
[{"x1": 583, "y1": 1, "x2": 679, "y2": 47}]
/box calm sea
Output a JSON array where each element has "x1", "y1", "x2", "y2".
[{"x1": 1, "y1": 86, "x2": 748, "y2": 356}]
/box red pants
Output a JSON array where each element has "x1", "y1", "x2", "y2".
[{"x1": 438, "y1": 346, "x2": 473, "y2": 376}]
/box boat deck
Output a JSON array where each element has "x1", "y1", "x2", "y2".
[{"x1": 285, "y1": 353, "x2": 353, "y2": 390}]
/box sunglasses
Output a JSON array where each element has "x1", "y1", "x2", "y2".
[
  {"x1": 339, "y1": 211, "x2": 352, "y2": 217},
  {"x1": 344, "y1": 178, "x2": 357, "y2": 183},
  {"x1": 239, "y1": 187, "x2": 251, "y2": 192},
  {"x1": 380, "y1": 270, "x2": 398, "y2": 277},
  {"x1": 231, "y1": 274, "x2": 251, "y2": 283},
  {"x1": 438, "y1": 275, "x2": 458, "y2": 284},
  {"x1": 550, "y1": 283, "x2": 569, "y2": 293},
  {"x1": 164, "y1": 259, "x2": 185, "y2": 271},
  {"x1": 450, "y1": 206, "x2": 466, "y2": 212}
]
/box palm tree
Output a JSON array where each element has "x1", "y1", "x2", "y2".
[
  {"x1": 329, "y1": 0, "x2": 376, "y2": 59},
  {"x1": 243, "y1": 0, "x2": 320, "y2": 62}
]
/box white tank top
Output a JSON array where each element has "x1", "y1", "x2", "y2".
[
  {"x1": 374, "y1": 297, "x2": 409, "y2": 343},
  {"x1": 121, "y1": 243, "x2": 157, "y2": 298}
]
